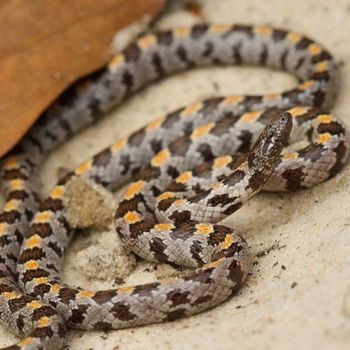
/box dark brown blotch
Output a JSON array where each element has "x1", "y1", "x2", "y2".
[
  {"x1": 168, "y1": 137, "x2": 192, "y2": 157},
  {"x1": 3, "y1": 169, "x2": 28, "y2": 181},
  {"x1": 58, "y1": 287, "x2": 77, "y2": 304},
  {"x1": 129, "y1": 219, "x2": 155, "y2": 239},
  {"x1": 93, "y1": 321, "x2": 112, "y2": 331},
  {"x1": 237, "y1": 130, "x2": 254, "y2": 153},
  {"x1": 310, "y1": 71, "x2": 330, "y2": 82},
  {"x1": 165, "y1": 308, "x2": 187, "y2": 322},
  {"x1": 28, "y1": 223, "x2": 52, "y2": 238},
  {"x1": 223, "y1": 169, "x2": 245, "y2": 187},
  {"x1": 282, "y1": 167, "x2": 305, "y2": 191},
  {"x1": 191, "y1": 23, "x2": 209, "y2": 39},
  {"x1": 207, "y1": 194, "x2": 237, "y2": 207},
  {"x1": 169, "y1": 210, "x2": 192, "y2": 225},
  {"x1": 21, "y1": 268, "x2": 50, "y2": 284},
  {"x1": 223, "y1": 202, "x2": 242, "y2": 216},
  {"x1": 157, "y1": 197, "x2": 177, "y2": 212},
  {"x1": 93, "y1": 290, "x2": 117, "y2": 304},
  {"x1": 295, "y1": 37, "x2": 313, "y2": 50},
  {"x1": 8, "y1": 296, "x2": 27, "y2": 313},
  {"x1": 123, "y1": 43, "x2": 142, "y2": 62},
  {"x1": 93, "y1": 148, "x2": 112, "y2": 167},
  {"x1": 166, "y1": 289, "x2": 190, "y2": 306},
  {"x1": 152, "y1": 52, "x2": 165, "y2": 76},
  {"x1": 161, "y1": 110, "x2": 181, "y2": 129},
  {"x1": 40, "y1": 198, "x2": 63, "y2": 212},
  {"x1": 7, "y1": 190, "x2": 28, "y2": 201},
  {"x1": 31, "y1": 326, "x2": 54, "y2": 339},
  {"x1": 311, "y1": 51, "x2": 332, "y2": 64},
  {"x1": 32, "y1": 305, "x2": 56, "y2": 321},
  {"x1": 0, "y1": 210, "x2": 21, "y2": 224},
  {"x1": 68, "y1": 304, "x2": 89, "y2": 325},
  {"x1": 132, "y1": 282, "x2": 160, "y2": 297},
  {"x1": 111, "y1": 302, "x2": 137, "y2": 321},
  {"x1": 298, "y1": 143, "x2": 324, "y2": 162},
  {"x1": 232, "y1": 24, "x2": 254, "y2": 38},
  {"x1": 272, "y1": 28, "x2": 287, "y2": 41},
  {"x1": 18, "y1": 248, "x2": 46, "y2": 264},
  {"x1": 128, "y1": 128, "x2": 146, "y2": 147},
  {"x1": 149, "y1": 237, "x2": 169, "y2": 263},
  {"x1": 157, "y1": 30, "x2": 173, "y2": 46},
  {"x1": 317, "y1": 121, "x2": 345, "y2": 136}
]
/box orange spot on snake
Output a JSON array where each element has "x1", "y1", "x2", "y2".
[
  {"x1": 299, "y1": 80, "x2": 315, "y2": 91},
  {"x1": 28, "y1": 300, "x2": 43, "y2": 309},
  {"x1": 254, "y1": 25, "x2": 273, "y2": 36},
  {"x1": 221, "y1": 234, "x2": 234, "y2": 249},
  {"x1": 137, "y1": 34, "x2": 157, "y2": 49},
  {"x1": 191, "y1": 123, "x2": 215, "y2": 140},
  {"x1": 3, "y1": 156, "x2": 19, "y2": 170},
  {"x1": 77, "y1": 290, "x2": 96, "y2": 298},
  {"x1": 158, "y1": 191, "x2": 175, "y2": 201},
  {"x1": 317, "y1": 114, "x2": 333, "y2": 124},
  {"x1": 203, "y1": 258, "x2": 225, "y2": 270},
  {"x1": 195, "y1": 223, "x2": 214, "y2": 235},
  {"x1": 50, "y1": 284, "x2": 62, "y2": 294},
  {"x1": 214, "y1": 155, "x2": 232, "y2": 169},
  {"x1": 38, "y1": 316, "x2": 50, "y2": 328},
  {"x1": 151, "y1": 148, "x2": 170, "y2": 167},
  {"x1": 2, "y1": 291, "x2": 21, "y2": 300},
  {"x1": 34, "y1": 277, "x2": 49, "y2": 285},
  {"x1": 75, "y1": 159, "x2": 92, "y2": 175},
  {"x1": 9, "y1": 179, "x2": 25, "y2": 191},
  {"x1": 221, "y1": 95, "x2": 244, "y2": 106},
  {"x1": 108, "y1": 54, "x2": 125, "y2": 72},
  {"x1": 117, "y1": 286, "x2": 135, "y2": 295},
  {"x1": 309, "y1": 43, "x2": 322, "y2": 56},
  {"x1": 123, "y1": 211, "x2": 141, "y2": 224},
  {"x1": 287, "y1": 32, "x2": 302, "y2": 43},
  {"x1": 111, "y1": 138, "x2": 127, "y2": 154},
  {"x1": 176, "y1": 171, "x2": 192, "y2": 184},
  {"x1": 264, "y1": 93, "x2": 280, "y2": 101},
  {"x1": 154, "y1": 223, "x2": 175, "y2": 231},
  {"x1": 174, "y1": 27, "x2": 191, "y2": 37},
  {"x1": 317, "y1": 133, "x2": 332, "y2": 144},
  {"x1": 0, "y1": 223, "x2": 8, "y2": 236},
  {"x1": 314, "y1": 61, "x2": 329, "y2": 72},
  {"x1": 124, "y1": 180, "x2": 145, "y2": 200},
  {"x1": 240, "y1": 111, "x2": 261, "y2": 123},
  {"x1": 25, "y1": 260, "x2": 40, "y2": 270},
  {"x1": 180, "y1": 102, "x2": 203, "y2": 117},
  {"x1": 172, "y1": 199, "x2": 186, "y2": 207},
  {"x1": 18, "y1": 338, "x2": 34, "y2": 347},
  {"x1": 146, "y1": 117, "x2": 164, "y2": 131},
  {"x1": 283, "y1": 152, "x2": 299, "y2": 160},
  {"x1": 4, "y1": 199, "x2": 20, "y2": 212},
  {"x1": 35, "y1": 211, "x2": 52, "y2": 223},
  {"x1": 288, "y1": 107, "x2": 309, "y2": 118},
  {"x1": 210, "y1": 24, "x2": 232, "y2": 33},
  {"x1": 26, "y1": 234, "x2": 42, "y2": 249},
  {"x1": 50, "y1": 186, "x2": 65, "y2": 199}
]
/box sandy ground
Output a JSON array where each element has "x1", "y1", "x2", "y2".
[{"x1": 1, "y1": 0, "x2": 350, "y2": 349}]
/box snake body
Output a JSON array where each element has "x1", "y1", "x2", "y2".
[{"x1": 0, "y1": 24, "x2": 347, "y2": 350}]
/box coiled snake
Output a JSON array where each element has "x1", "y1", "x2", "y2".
[{"x1": 0, "y1": 23, "x2": 347, "y2": 350}]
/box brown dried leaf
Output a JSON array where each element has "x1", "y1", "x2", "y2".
[{"x1": 0, "y1": 0, "x2": 166, "y2": 157}]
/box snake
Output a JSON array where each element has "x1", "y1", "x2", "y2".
[{"x1": 0, "y1": 23, "x2": 348, "y2": 350}]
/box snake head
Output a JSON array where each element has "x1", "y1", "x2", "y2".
[{"x1": 248, "y1": 111, "x2": 292, "y2": 172}]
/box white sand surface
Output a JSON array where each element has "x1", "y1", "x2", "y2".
[{"x1": 1, "y1": 0, "x2": 350, "y2": 349}]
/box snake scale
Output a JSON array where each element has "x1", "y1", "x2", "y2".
[{"x1": 0, "y1": 23, "x2": 348, "y2": 349}]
